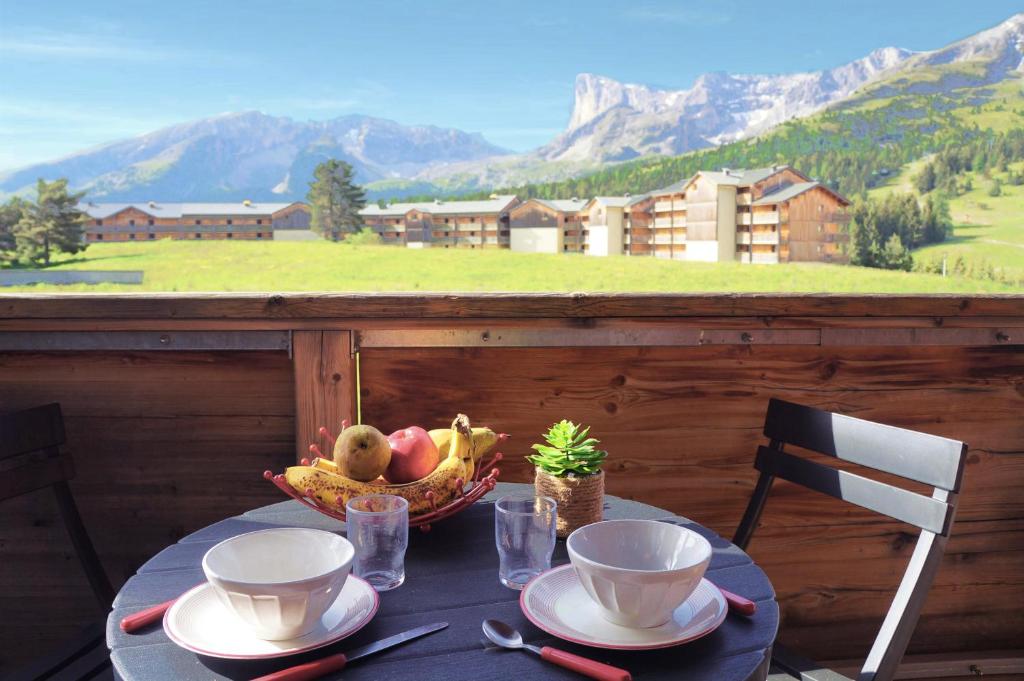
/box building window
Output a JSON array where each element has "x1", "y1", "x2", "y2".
[
  {"x1": 227, "y1": 219, "x2": 233, "y2": 225},
  {"x1": 227, "y1": 233, "x2": 233, "y2": 239},
  {"x1": 818, "y1": 224, "x2": 823, "y2": 232},
  {"x1": 129, "y1": 219, "x2": 135, "y2": 226},
  {"x1": 129, "y1": 233, "x2": 136, "y2": 240},
  {"x1": 256, "y1": 232, "x2": 262, "y2": 239},
  {"x1": 444, "y1": 218, "x2": 449, "y2": 224},
  {"x1": 97, "y1": 233, "x2": 103, "y2": 241},
  {"x1": 95, "y1": 219, "x2": 103, "y2": 226},
  {"x1": 469, "y1": 217, "x2": 475, "y2": 223},
  {"x1": 195, "y1": 233, "x2": 201, "y2": 239},
  {"x1": 148, "y1": 219, "x2": 154, "y2": 226},
  {"x1": 195, "y1": 220, "x2": 201, "y2": 225},
  {"x1": 256, "y1": 219, "x2": 262, "y2": 225},
  {"x1": 149, "y1": 233, "x2": 155, "y2": 240},
  {"x1": 818, "y1": 204, "x2": 823, "y2": 212}
]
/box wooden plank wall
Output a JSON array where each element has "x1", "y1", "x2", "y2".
[
  {"x1": 359, "y1": 343, "x2": 1024, "y2": 661},
  {"x1": 0, "y1": 294, "x2": 1021, "y2": 673},
  {"x1": 0, "y1": 350, "x2": 295, "y2": 670}
]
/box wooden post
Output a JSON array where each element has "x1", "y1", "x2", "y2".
[{"x1": 292, "y1": 330, "x2": 356, "y2": 462}]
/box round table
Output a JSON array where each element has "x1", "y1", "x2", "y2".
[{"x1": 107, "y1": 482, "x2": 778, "y2": 681}]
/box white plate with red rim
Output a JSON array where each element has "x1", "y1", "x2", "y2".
[
  {"x1": 519, "y1": 564, "x2": 727, "y2": 650},
  {"x1": 163, "y1": 576, "x2": 378, "y2": 659}
]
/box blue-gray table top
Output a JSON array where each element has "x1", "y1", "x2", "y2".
[{"x1": 107, "y1": 482, "x2": 778, "y2": 681}]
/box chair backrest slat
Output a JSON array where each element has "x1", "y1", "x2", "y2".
[
  {"x1": 0, "y1": 402, "x2": 66, "y2": 461},
  {"x1": 0, "y1": 403, "x2": 115, "y2": 610},
  {"x1": 763, "y1": 398, "x2": 965, "y2": 491},
  {"x1": 754, "y1": 446, "x2": 954, "y2": 535},
  {"x1": 0, "y1": 449, "x2": 76, "y2": 502}
]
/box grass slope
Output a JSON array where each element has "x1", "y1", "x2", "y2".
[
  {"x1": 3, "y1": 241, "x2": 1018, "y2": 293},
  {"x1": 870, "y1": 160, "x2": 1024, "y2": 281}
]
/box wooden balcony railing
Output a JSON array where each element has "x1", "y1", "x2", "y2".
[{"x1": 0, "y1": 293, "x2": 1022, "y2": 673}]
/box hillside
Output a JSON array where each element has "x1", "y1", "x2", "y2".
[
  {"x1": 428, "y1": 65, "x2": 1023, "y2": 204},
  {"x1": 3, "y1": 241, "x2": 1017, "y2": 293},
  {"x1": 870, "y1": 160, "x2": 1024, "y2": 282}
]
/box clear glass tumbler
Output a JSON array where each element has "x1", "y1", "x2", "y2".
[
  {"x1": 495, "y1": 495, "x2": 557, "y2": 590},
  {"x1": 346, "y1": 494, "x2": 409, "y2": 591}
]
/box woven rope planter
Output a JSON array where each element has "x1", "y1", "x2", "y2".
[{"x1": 534, "y1": 468, "x2": 604, "y2": 538}]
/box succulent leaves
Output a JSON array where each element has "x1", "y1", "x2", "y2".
[{"x1": 527, "y1": 419, "x2": 607, "y2": 476}]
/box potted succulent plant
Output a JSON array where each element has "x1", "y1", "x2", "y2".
[{"x1": 528, "y1": 420, "x2": 607, "y2": 538}]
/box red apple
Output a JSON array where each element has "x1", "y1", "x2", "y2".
[{"x1": 384, "y1": 426, "x2": 440, "y2": 484}]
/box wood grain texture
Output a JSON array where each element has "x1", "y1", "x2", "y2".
[
  {"x1": 2, "y1": 292, "x2": 1023, "y2": 319},
  {"x1": 292, "y1": 331, "x2": 355, "y2": 461},
  {"x1": 358, "y1": 343, "x2": 1024, "y2": 661},
  {"x1": 0, "y1": 351, "x2": 294, "y2": 672}
]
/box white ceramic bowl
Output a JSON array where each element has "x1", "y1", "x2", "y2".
[
  {"x1": 202, "y1": 528, "x2": 354, "y2": 640},
  {"x1": 566, "y1": 519, "x2": 712, "y2": 628}
]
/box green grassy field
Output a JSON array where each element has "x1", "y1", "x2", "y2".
[
  {"x1": 3, "y1": 239, "x2": 1019, "y2": 293},
  {"x1": 870, "y1": 161, "x2": 1024, "y2": 282}
]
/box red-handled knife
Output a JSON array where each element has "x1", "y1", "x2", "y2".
[
  {"x1": 120, "y1": 592, "x2": 192, "y2": 633},
  {"x1": 250, "y1": 621, "x2": 448, "y2": 681},
  {"x1": 716, "y1": 584, "x2": 757, "y2": 616}
]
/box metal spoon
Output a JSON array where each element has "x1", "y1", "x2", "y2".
[{"x1": 481, "y1": 619, "x2": 632, "y2": 681}]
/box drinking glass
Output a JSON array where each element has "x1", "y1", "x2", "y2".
[
  {"x1": 495, "y1": 495, "x2": 557, "y2": 589},
  {"x1": 346, "y1": 494, "x2": 409, "y2": 591}
]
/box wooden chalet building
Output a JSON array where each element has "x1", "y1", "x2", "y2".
[
  {"x1": 507, "y1": 198, "x2": 588, "y2": 253},
  {"x1": 637, "y1": 166, "x2": 850, "y2": 263},
  {"x1": 80, "y1": 201, "x2": 310, "y2": 242},
  {"x1": 359, "y1": 195, "x2": 519, "y2": 248}
]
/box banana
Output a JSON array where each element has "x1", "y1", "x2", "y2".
[
  {"x1": 428, "y1": 426, "x2": 505, "y2": 464},
  {"x1": 286, "y1": 415, "x2": 473, "y2": 515}
]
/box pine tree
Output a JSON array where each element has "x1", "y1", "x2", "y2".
[
  {"x1": 0, "y1": 196, "x2": 26, "y2": 259},
  {"x1": 13, "y1": 179, "x2": 86, "y2": 266},
  {"x1": 914, "y1": 162, "x2": 937, "y2": 193},
  {"x1": 306, "y1": 160, "x2": 366, "y2": 241},
  {"x1": 879, "y1": 234, "x2": 913, "y2": 271}
]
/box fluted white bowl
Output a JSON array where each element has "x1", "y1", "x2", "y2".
[
  {"x1": 202, "y1": 528, "x2": 354, "y2": 640},
  {"x1": 567, "y1": 519, "x2": 712, "y2": 628}
]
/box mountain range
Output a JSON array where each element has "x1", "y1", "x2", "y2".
[{"x1": 1, "y1": 13, "x2": 1022, "y2": 202}]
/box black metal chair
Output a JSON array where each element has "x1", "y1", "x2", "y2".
[
  {"x1": 1, "y1": 403, "x2": 115, "y2": 681},
  {"x1": 734, "y1": 398, "x2": 968, "y2": 681}
]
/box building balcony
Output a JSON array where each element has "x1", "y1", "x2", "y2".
[
  {"x1": 0, "y1": 293, "x2": 1020, "y2": 678},
  {"x1": 654, "y1": 217, "x2": 684, "y2": 228},
  {"x1": 738, "y1": 231, "x2": 780, "y2": 245},
  {"x1": 752, "y1": 212, "x2": 780, "y2": 225}
]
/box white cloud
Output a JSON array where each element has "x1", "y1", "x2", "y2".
[{"x1": 0, "y1": 27, "x2": 241, "y2": 64}]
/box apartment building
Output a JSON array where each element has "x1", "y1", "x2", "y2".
[
  {"x1": 81, "y1": 201, "x2": 310, "y2": 242},
  {"x1": 507, "y1": 198, "x2": 588, "y2": 253},
  {"x1": 637, "y1": 166, "x2": 850, "y2": 264},
  {"x1": 359, "y1": 195, "x2": 519, "y2": 248}
]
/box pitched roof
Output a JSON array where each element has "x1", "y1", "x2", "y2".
[
  {"x1": 360, "y1": 195, "x2": 518, "y2": 217},
  {"x1": 532, "y1": 198, "x2": 588, "y2": 213},
  {"x1": 80, "y1": 202, "x2": 302, "y2": 219},
  {"x1": 753, "y1": 181, "x2": 850, "y2": 206},
  {"x1": 589, "y1": 196, "x2": 634, "y2": 208}
]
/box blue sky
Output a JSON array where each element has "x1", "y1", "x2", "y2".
[{"x1": 0, "y1": 0, "x2": 1020, "y2": 171}]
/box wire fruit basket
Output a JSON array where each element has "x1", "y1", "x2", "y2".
[{"x1": 265, "y1": 425, "x2": 503, "y2": 531}]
